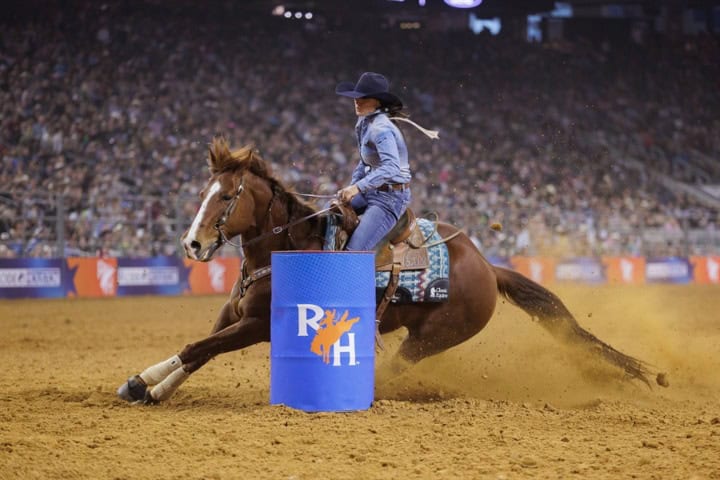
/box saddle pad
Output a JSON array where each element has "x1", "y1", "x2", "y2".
[
  {"x1": 323, "y1": 213, "x2": 342, "y2": 251},
  {"x1": 323, "y1": 216, "x2": 450, "y2": 303},
  {"x1": 375, "y1": 218, "x2": 450, "y2": 303}
]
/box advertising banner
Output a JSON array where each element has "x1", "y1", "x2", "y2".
[
  {"x1": 0, "y1": 258, "x2": 68, "y2": 299},
  {"x1": 645, "y1": 257, "x2": 693, "y2": 284},
  {"x1": 2, "y1": 254, "x2": 717, "y2": 301},
  {"x1": 689, "y1": 256, "x2": 720, "y2": 284},
  {"x1": 116, "y1": 256, "x2": 189, "y2": 296},
  {"x1": 555, "y1": 257, "x2": 606, "y2": 283},
  {"x1": 487, "y1": 255, "x2": 512, "y2": 269},
  {"x1": 510, "y1": 256, "x2": 556, "y2": 285},
  {"x1": 184, "y1": 257, "x2": 241, "y2": 295},
  {"x1": 66, "y1": 257, "x2": 118, "y2": 297},
  {"x1": 602, "y1": 256, "x2": 646, "y2": 285}
]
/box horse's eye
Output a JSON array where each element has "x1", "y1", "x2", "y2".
[{"x1": 221, "y1": 194, "x2": 233, "y2": 201}]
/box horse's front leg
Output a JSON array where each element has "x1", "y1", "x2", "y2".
[
  {"x1": 148, "y1": 315, "x2": 270, "y2": 403},
  {"x1": 178, "y1": 312, "x2": 270, "y2": 369},
  {"x1": 117, "y1": 300, "x2": 241, "y2": 404}
]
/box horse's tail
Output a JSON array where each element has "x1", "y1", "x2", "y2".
[{"x1": 493, "y1": 266, "x2": 654, "y2": 387}]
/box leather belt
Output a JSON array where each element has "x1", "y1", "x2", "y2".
[{"x1": 377, "y1": 183, "x2": 409, "y2": 192}]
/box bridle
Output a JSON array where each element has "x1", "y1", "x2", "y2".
[
  {"x1": 214, "y1": 181, "x2": 245, "y2": 237},
  {"x1": 213, "y1": 176, "x2": 334, "y2": 250}
]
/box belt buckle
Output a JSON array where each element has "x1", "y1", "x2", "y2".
[{"x1": 380, "y1": 183, "x2": 405, "y2": 192}]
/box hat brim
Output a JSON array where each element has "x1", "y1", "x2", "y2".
[
  {"x1": 335, "y1": 82, "x2": 403, "y2": 108},
  {"x1": 335, "y1": 81, "x2": 364, "y2": 98}
]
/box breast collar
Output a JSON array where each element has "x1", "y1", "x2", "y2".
[{"x1": 239, "y1": 262, "x2": 272, "y2": 298}]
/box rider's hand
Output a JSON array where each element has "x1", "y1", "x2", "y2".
[{"x1": 337, "y1": 184, "x2": 360, "y2": 204}]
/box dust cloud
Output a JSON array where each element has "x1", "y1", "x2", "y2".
[{"x1": 377, "y1": 285, "x2": 720, "y2": 407}]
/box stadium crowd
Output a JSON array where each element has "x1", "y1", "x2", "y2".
[{"x1": 1, "y1": 1, "x2": 718, "y2": 259}]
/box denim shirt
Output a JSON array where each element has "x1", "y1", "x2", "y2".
[{"x1": 350, "y1": 110, "x2": 411, "y2": 193}]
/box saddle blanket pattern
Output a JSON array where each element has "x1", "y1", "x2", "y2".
[
  {"x1": 324, "y1": 216, "x2": 450, "y2": 303},
  {"x1": 374, "y1": 218, "x2": 450, "y2": 303}
]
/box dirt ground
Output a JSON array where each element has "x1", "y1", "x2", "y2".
[{"x1": 0, "y1": 285, "x2": 718, "y2": 480}]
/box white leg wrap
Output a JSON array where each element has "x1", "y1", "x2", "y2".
[
  {"x1": 139, "y1": 355, "x2": 182, "y2": 385},
  {"x1": 149, "y1": 367, "x2": 190, "y2": 402}
]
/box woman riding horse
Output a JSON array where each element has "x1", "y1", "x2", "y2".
[{"x1": 118, "y1": 137, "x2": 662, "y2": 404}]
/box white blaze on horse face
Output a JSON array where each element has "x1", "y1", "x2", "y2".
[{"x1": 184, "y1": 180, "x2": 221, "y2": 259}]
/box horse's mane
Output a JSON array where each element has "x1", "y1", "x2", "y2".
[
  {"x1": 207, "y1": 136, "x2": 268, "y2": 177},
  {"x1": 207, "y1": 136, "x2": 317, "y2": 219}
]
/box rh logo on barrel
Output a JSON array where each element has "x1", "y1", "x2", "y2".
[
  {"x1": 297, "y1": 304, "x2": 360, "y2": 367},
  {"x1": 270, "y1": 252, "x2": 375, "y2": 411}
]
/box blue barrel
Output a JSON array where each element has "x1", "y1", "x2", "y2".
[{"x1": 270, "y1": 251, "x2": 376, "y2": 412}]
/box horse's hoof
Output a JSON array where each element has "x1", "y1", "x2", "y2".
[
  {"x1": 139, "y1": 390, "x2": 159, "y2": 406},
  {"x1": 117, "y1": 375, "x2": 147, "y2": 402}
]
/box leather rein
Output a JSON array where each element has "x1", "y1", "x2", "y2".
[
  {"x1": 211, "y1": 179, "x2": 458, "y2": 299},
  {"x1": 212, "y1": 179, "x2": 334, "y2": 296}
]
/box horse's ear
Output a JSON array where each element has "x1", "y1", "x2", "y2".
[
  {"x1": 207, "y1": 142, "x2": 218, "y2": 175},
  {"x1": 208, "y1": 136, "x2": 232, "y2": 174},
  {"x1": 207, "y1": 144, "x2": 217, "y2": 173}
]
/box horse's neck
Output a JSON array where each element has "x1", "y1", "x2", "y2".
[
  {"x1": 284, "y1": 196, "x2": 326, "y2": 250},
  {"x1": 241, "y1": 201, "x2": 325, "y2": 272},
  {"x1": 240, "y1": 230, "x2": 288, "y2": 272}
]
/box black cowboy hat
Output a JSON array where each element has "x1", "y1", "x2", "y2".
[{"x1": 335, "y1": 72, "x2": 403, "y2": 109}]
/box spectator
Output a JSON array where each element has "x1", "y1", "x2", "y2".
[{"x1": 0, "y1": 1, "x2": 717, "y2": 258}]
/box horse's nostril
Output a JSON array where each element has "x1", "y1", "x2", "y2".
[{"x1": 190, "y1": 240, "x2": 201, "y2": 252}]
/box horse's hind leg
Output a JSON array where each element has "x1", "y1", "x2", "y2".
[
  {"x1": 376, "y1": 230, "x2": 499, "y2": 387},
  {"x1": 377, "y1": 303, "x2": 493, "y2": 385}
]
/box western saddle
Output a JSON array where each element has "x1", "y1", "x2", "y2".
[{"x1": 329, "y1": 202, "x2": 432, "y2": 348}]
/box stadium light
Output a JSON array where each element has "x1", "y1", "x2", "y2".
[
  {"x1": 400, "y1": 21, "x2": 422, "y2": 29},
  {"x1": 527, "y1": 14, "x2": 542, "y2": 42},
  {"x1": 551, "y1": 2, "x2": 573, "y2": 18},
  {"x1": 444, "y1": 0, "x2": 483, "y2": 8},
  {"x1": 469, "y1": 13, "x2": 501, "y2": 35},
  {"x1": 272, "y1": 4, "x2": 316, "y2": 21}
]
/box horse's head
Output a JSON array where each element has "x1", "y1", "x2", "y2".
[{"x1": 181, "y1": 138, "x2": 275, "y2": 261}]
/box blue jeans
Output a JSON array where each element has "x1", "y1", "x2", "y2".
[{"x1": 346, "y1": 189, "x2": 411, "y2": 251}]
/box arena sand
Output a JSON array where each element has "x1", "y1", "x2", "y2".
[{"x1": 0, "y1": 285, "x2": 718, "y2": 479}]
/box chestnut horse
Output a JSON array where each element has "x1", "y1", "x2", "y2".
[{"x1": 117, "y1": 138, "x2": 661, "y2": 404}]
